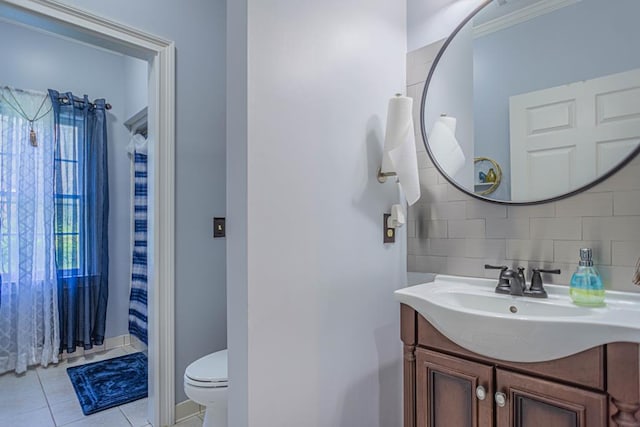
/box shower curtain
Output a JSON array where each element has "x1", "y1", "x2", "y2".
[
  {"x1": 127, "y1": 134, "x2": 148, "y2": 345},
  {"x1": 49, "y1": 90, "x2": 109, "y2": 353},
  {"x1": 0, "y1": 88, "x2": 59, "y2": 374}
]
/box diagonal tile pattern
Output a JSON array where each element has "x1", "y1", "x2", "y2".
[{"x1": 0, "y1": 345, "x2": 202, "y2": 427}]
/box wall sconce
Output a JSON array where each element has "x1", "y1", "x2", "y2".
[{"x1": 378, "y1": 94, "x2": 421, "y2": 206}]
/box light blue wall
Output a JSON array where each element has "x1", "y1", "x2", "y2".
[
  {"x1": 425, "y1": 23, "x2": 475, "y2": 188},
  {"x1": 52, "y1": 0, "x2": 228, "y2": 404},
  {"x1": 0, "y1": 20, "x2": 146, "y2": 342},
  {"x1": 473, "y1": 0, "x2": 640, "y2": 200}
]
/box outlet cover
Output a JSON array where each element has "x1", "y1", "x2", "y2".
[{"x1": 383, "y1": 214, "x2": 395, "y2": 244}]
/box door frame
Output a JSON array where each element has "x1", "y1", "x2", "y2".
[{"x1": 0, "y1": 1, "x2": 176, "y2": 425}]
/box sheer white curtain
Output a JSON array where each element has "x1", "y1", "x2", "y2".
[{"x1": 0, "y1": 88, "x2": 59, "y2": 374}]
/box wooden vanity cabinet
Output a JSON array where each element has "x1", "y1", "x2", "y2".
[
  {"x1": 415, "y1": 348, "x2": 493, "y2": 427},
  {"x1": 495, "y1": 369, "x2": 607, "y2": 427},
  {"x1": 401, "y1": 304, "x2": 640, "y2": 427}
]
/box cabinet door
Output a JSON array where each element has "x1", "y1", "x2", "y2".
[
  {"x1": 416, "y1": 348, "x2": 493, "y2": 427},
  {"x1": 496, "y1": 369, "x2": 607, "y2": 427}
]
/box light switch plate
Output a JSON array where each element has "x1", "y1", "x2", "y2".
[{"x1": 213, "y1": 217, "x2": 226, "y2": 238}]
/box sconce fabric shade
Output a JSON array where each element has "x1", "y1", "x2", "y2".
[
  {"x1": 381, "y1": 95, "x2": 421, "y2": 206},
  {"x1": 428, "y1": 116, "x2": 465, "y2": 178}
]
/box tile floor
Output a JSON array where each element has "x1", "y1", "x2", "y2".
[{"x1": 0, "y1": 345, "x2": 203, "y2": 427}]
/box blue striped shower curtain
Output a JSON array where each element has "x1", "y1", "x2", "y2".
[{"x1": 128, "y1": 136, "x2": 148, "y2": 345}]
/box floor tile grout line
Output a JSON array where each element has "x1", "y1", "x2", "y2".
[
  {"x1": 35, "y1": 364, "x2": 58, "y2": 426},
  {"x1": 119, "y1": 405, "x2": 136, "y2": 427},
  {"x1": 2, "y1": 345, "x2": 146, "y2": 427}
]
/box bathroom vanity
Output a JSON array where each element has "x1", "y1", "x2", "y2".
[{"x1": 396, "y1": 276, "x2": 640, "y2": 427}]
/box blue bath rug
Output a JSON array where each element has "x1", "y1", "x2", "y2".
[{"x1": 67, "y1": 352, "x2": 147, "y2": 415}]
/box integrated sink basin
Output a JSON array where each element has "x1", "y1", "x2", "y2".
[{"x1": 395, "y1": 275, "x2": 640, "y2": 362}]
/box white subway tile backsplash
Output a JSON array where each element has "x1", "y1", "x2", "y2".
[
  {"x1": 427, "y1": 238, "x2": 466, "y2": 257},
  {"x1": 407, "y1": 238, "x2": 429, "y2": 256},
  {"x1": 554, "y1": 240, "x2": 612, "y2": 265},
  {"x1": 448, "y1": 219, "x2": 486, "y2": 239},
  {"x1": 466, "y1": 201, "x2": 507, "y2": 219},
  {"x1": 447, "y1": 184, "x2": 473, "y2": 201},
  {"x1": 407, "y1": 220, "x2": 416, "y2": 238},
  {"x1": 465, "y1": 239, "x2": 506, "y2": 259},
  {"x1": 612, "y1": 241, "x2": 640, "y2": 267},
  {"x1": 486, "y1": 218, "x2": 530, "y2": 239},
  {"x1": 542, "y1": 263, "x2": 574, "y2": 285},
  {"x1": 555, "y1": 192, "x2": 613, "y2": 217},
  {"x1": 419, "y1": 167, "x2": 439, "y2": 184},
  {"x1": 412, "y1": 255, "x2": 447, "y2": 273},
  {"x1": 530, "y1": 218, "x2": 582, "y2": 240},
  {"x1": 445, "y1": 257, "x2": 485, "y2": 277},
  {"x1": 417, "y1": 220, "x2": 448, "y2": 239},
  {"x1": 416, "y1": 151, "x2": 433, "y2": 169},
  {"x1": 506, "y1": 239, "x2": 554, "y2": 262},
  {"x1": 583, "y1": 217, "x2": 640, "y2": 241},
  {"x1": 437, "y1": 172, "x2": 449, "y2": 184},
  {"x1": 613, "y1": 190, "x2": 640, "y2": 216},
  {"x1": 598, "y1": 265, "x2": 639, "y2": 292},
  {"x1": 426, "y1": 202, "x2": 467, "y2": 220},
  {"x1": 507, "y1": 204, "x2": 556, "y2": 218},
  {"x1": 407, "y1": 255, "x2": 418, "y2": 272},
  {"x1": 421, "y1": 183, "x2": 449, "y2": 202}
]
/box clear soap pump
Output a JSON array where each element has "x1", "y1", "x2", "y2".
[{"x1": 569, "y1": 248, "x2": 605, "y2": 307}]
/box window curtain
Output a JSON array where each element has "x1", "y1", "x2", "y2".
[
  {"x1": 0, "y1": 88, "x2": 59, "y2": 374},
  {"x1": 48, "y1": 90, "x2": 109, "y2": 353}
]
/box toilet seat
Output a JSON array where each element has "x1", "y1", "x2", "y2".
[{"x1": 184, "y1": 349, "x2": 228, "y2": 388}]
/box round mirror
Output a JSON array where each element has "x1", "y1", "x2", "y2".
[{"x1": 421, "y1": 0, "x2": 640, "y2": 204}]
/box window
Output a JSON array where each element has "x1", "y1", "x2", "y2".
[
  {"x1": 0, "y1": 113, "x2": 18, "y2": 280},
  {"x1": 0, "y1": 109, "x2": 52, "y2": 282},
  {"x1": 54, "y1": 118, "x2": 83, "y2": 277}
]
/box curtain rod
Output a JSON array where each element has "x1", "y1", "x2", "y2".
[{"x1": 57, "y1": 95, "x2": 112, "y2": 110}]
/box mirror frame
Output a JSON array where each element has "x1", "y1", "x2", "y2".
[{"x1": 419, "y1": 0, "x2": 640, "y2": 205}]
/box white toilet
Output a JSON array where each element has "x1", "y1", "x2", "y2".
[{"x1": 184, "y1": 349, "x2": 228, "y2": 427}]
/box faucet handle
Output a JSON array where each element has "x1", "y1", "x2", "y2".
[
  {"x1": 484, "y1": 264, "x2": 508, "y2": 272},
  {"x1": 485, "y1": 265, "x2": 510, "y2": 293},
  {"x1": 533, "y1": 268, "x2": 561, "y2": 275},
  {"x1": 528, "y1": 268, "x2": 561, "y2": 298}
]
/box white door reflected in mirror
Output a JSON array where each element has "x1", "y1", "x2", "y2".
[{"x1": 421, "y1": 0, "x2": 640, "y2": 204}]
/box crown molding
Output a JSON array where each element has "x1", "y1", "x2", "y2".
[{"x1": 474, "y1": 0, "x2": 581, "y2": 38}]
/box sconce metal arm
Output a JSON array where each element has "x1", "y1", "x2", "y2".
[{"x1": 377, "y1": 167, "x2": 397, "y2": 183}]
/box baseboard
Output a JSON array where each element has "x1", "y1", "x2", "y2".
[
  {"x1": 175, "y1": 399, "x2": 203, "y2": 422},
  {"x1": 130, "y1": 334, "x2": 148, "y2": 352},
  {"x1": 59, "y1": 333, "x2": 133, "y2": 361}
]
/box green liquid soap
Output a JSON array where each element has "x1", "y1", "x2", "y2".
[{"x1": 569, "y1": 248, "x2": 605, "y2": 307}]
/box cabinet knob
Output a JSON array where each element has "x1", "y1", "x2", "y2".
[
  {"x1": 475, "y1": 385, "x2": 487, "y2": 401},
  {"x1": 495, "y1": 392, "x2": 507, "y2": 407}
]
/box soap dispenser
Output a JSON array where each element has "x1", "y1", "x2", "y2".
[{"x1": 569, "y1": 248, "x2": 605, "y2": 307}]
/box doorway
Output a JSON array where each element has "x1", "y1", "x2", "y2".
[{"x1": 0, "y1": 1, "x2": 175, "y2": 425}]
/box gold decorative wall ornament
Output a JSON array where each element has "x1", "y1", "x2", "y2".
[{"x1": 474, "y1": 157, "x2": 502, "y2": 196}]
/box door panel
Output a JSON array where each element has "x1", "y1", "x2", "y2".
[
  {"x1": 496, "y1": 369, "x2": 607, "y2": 427},
  {"x1": 510, "y1": 67, "x2": 640, "y2": 201},
  {"x1": 416, "y1": 348, "x2": 493, "y2": 427}
]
